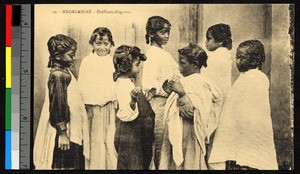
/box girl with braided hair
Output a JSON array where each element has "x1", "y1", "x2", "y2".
[
  {"x1": 142, "y1": 16, "x2": 181, "y2": 169},
  {"x1": 113, "y1": 45, "x2": 155, "y2": 170},
  {"x1": 34, "y1": 34, "x2": 89, "y2": 170},
  {"x1": 78, "y1": 27, "x2": 117, "y2": 169},
  {"x1": 208, "y1": 40, "x2": 278, "y2": 170},
  {"x1": 202, "y1": 23, "x2": 233, "y2": 101}
]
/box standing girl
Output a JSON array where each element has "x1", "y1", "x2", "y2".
[
  {"x1": 78, "y1": 27, "x2": 117, "y2": 169},
  {"x1": 113, "y1": 45, "x2": 155, "y2": 170},
  {"x1": 202, "y1": 23, "x2": 233, "y2": 100},
  {"x1": 142, "y1": 16, "x2": 181, "y2": 169},
  {"x1": 34, "y1": 34, "x2": 89, "y2": 170},
  {"x1": 208, "y1": 40, "x2": 278, "y2": 170}
]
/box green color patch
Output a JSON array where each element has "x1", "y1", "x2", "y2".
[{"x1": 5, "y1": 89, "x2": 11, "y2": 130}]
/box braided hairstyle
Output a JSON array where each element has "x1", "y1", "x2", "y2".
[
  {"x1": 178, "y1": 43, "x2": 208, "y2": 69},
  {"x1": 145, "y1": 16, "x2": 171, "y2": 44},
  {"x1": 237, "y1": 39, "x2": 265, "y2": 72},
  {"x1": 47, "y1": 34, "x2": 77, "y2": 68},
  {"x1": 113, "y1": 45, "x2": 147, "y2": 82},
  {"x1": 207, "y1": 23, "x2": 232, "y2": 50}
]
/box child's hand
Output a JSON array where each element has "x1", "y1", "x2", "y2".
[
  {"x1": 162, "y1": 80, "x2": 171, "y2": 94},
  {"x1": 130, "y1": 87, "x2": 142, "y2": 103},
  {"x1": 168, "y1": 80, "x2": 186, "y2": 97},
  {"x1": 58, "y1": 131, "x2": 70, "y2": 151},
  {"x1": 145, "y1": 88, "x2": 156, "y2": 101}
]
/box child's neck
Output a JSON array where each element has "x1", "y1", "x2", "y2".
[
  {"x1": 119, "y1": 74, "x2": 130, "y2": 79},
  {"x1": 151, "y1": 42, "x2": 163, "y2": 49},
  {"x1": 52, "y1": 62, "x2": 68, "y2": 70}
]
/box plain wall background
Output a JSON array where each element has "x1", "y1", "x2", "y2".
[{"x1": 33, "y1": 4, "x2": 293, "y2": 169}]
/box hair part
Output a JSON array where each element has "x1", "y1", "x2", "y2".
[
  {"x1": 207, "y1": 23, "x2": 232, "y2": 50},
  {"x1": 89, "y1": 27, "x2": 115, "y2": 46},
  {"x1": 113, "y1": 45, "x2": 147, "y2": 82},
  {"x1": 47, "y1": 34, "x2": 77, "y2": 68},
  {"x1": 145, "y1": 16, "x2": 171, "y2": 44},
  {"x1": 238, "y1": 39, "x2": 265, "y2": 71},
  {"x1": 178, "y1": 43, "x2": 208, "y2": 69}
]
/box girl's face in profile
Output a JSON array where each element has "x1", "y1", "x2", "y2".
[
  {"x1": 151, "y1": 23, "x2": 171, "y2": 47},
  {"x1": 205, "y1": 30, "x2": 220, "y2": 51},
  {"x1": 236, "y1": 46, "x2": 251, "y2": 72},
  {"x1": 178, "y1": 54, "x2": 194, "y2": 77},
  {"x1": 92, "y1": 34, "x2": 112, "y2": 56},
  {"x1": 60, "y1": 46, "x2": 76, "y2": 67},
  {"x1": 127, "y1": 58, "x2": 141, "y2": 79}
]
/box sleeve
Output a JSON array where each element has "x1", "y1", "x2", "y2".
[
  {"x1": 48, "y1": 70, "x2": 71, "y2": 134},
  {"x1": 116, "y1": 83, "x2": 139, "y2": 122},
  {"x1": 177, "y1": 94, "x2": 195, "y2": 119}
]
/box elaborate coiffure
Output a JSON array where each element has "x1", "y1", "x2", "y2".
[
  {"x1": 238, "y1": 39, "x2": 265, "y2": 71},
  {"x1": 145, "y1": 16, "x2": 171, "y2": 44},
  {"x1": 207, "y1": 23, "x2": 232, "y2": 50},
  {"x1": 178, "y1": 43, "x2": 208, "y2": 69},
  {"x1": 89, "y1": 27, "x2": 115, "y2": 46},
  {"x1": 113, "y1": 45, "x2": 147, "y2": 81},
  {"x1": 47, "y1": 34, "x2": 77, "y2": 68}
]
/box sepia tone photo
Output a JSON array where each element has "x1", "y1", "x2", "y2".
[{"x1": 33, "y1": 4, "x2": 294, "y2": 170}]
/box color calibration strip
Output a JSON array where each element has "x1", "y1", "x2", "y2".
[
  {"x1": 5, "y1": 4, "x2": 12, "y2": 170},
  {"x1": 6, "y1": 4, "x2": 24, "y2": 170}
]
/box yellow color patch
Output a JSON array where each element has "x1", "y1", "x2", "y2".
[{"x1": 6, "y1": 47, "x2": 11, "y2": 88}]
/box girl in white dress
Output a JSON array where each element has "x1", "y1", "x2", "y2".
[{"x1": 78, "y1": 27, "x2": 117, "y2": 169}]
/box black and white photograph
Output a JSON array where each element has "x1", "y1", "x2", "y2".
[{"x1": 32, "y1": 4, "x2": 294, "y2": 170}]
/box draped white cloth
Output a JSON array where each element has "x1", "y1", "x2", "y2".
[
  {"x1": 34, "y1": 69, "x2": 90, "y2": 169},
  {"x1": 162, "y1": 73, "x2": 222, "y2": 167},
  {"x1": 208, "y1": 69, "x2": 278, "y2": 170}
]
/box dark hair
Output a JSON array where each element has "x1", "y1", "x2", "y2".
[
  {"x1": 89, "y1": 27, "x2": 115, "y2": 47},
  {"x1": 145, "y1": 16, "x2": 171, "y2": 44},
  {"x1": 113, "y1": 45, "x2": 147, "y2": 82},
  {"x1": 47, "y1": 34, "x2": 77, "y2": 68},
  {"x1": 207, "y1": 23, "x2": 232, "y2": 50},
  {"x1": 178, "y1": 43, "x2": 208, "y2": 69},
  {"x1": 237, "y1": 39, "x2": 265, "y2": 71}
]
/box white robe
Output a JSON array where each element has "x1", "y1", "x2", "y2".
[
  {"x1": 208, "y1": 69, "x2": 278, "y2": 170},
  {"x1": 159, "y1": 73, "x2": 222, "y2": 169},
  {"x1": 202, "y1": 47, "x2": 232, "y2": 101}
]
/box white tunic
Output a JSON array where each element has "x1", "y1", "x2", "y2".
[
  {"x1": 78, "y1": 52, "x2": 116, "y2": 106},
  {"x1": 142, "y1": 46, "x2": 180, "y2": 97}
]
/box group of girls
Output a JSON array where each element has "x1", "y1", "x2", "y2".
[{"x1": 34, "y1": 15, "x2": 278, "y2": 170}]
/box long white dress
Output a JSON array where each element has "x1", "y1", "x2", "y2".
[{"x1": 78, "y1": 52, "x2": 117, "y2": 169}]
